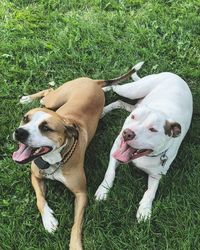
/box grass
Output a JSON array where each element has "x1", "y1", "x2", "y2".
[{"x1": 0, "y1": 0, "x2": 200, "y2": 249}]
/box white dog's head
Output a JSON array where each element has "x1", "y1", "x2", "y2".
[
  {"x1": 12, "y1": 108, "x2": 78, "y2": 164},
  {"x1": 113, "y1": 106, "x2": 181, "y2": 163}
]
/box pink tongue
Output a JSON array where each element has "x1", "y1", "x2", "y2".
[
  {"x1": 112, "y1": 139, "x2": 136, "y2": 163},
  {"x1": 12, "y1": 143, "x2": 32, "y2": 162}
]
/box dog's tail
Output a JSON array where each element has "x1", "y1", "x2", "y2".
[{"x1": 96, "y1": 61, "x2": 144, "y2": 87}]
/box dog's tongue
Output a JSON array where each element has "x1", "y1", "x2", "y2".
[
  {"x1": 12, "y1": 143, "x2": 32, "y2": 162},
  {"x1": 112, "y1": 139, "x2": 136, "y2": 163}
]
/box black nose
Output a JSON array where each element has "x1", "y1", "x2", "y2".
[
  {"x1": 123, "y1": 128, "x2": 135, "y2": 141},
  {"x1": 15, "y1": 128, "x2": 29, "y2": 142}
]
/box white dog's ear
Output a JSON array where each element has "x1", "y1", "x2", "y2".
[{"x1": 164, "y1": 121, "x2": 181, "y2": 138}]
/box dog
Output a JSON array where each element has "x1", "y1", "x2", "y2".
[
  {"x1": 12, "y1": 63, "x2": 142, "y2": 250},
  {"x1": 95, "y1": 63, "x2": 193, "y2": 222}
]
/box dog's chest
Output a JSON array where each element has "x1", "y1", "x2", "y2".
[
  {"x1": 133, "y1": 157, "x2": 168, "y2": 175},
  {"x1": 40, "y1": 165, "x2": 66, "y2": 184}
]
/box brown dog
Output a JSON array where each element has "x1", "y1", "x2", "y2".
[{"x1": 12, "y1": 63, "x2": 141, "y2": 250}]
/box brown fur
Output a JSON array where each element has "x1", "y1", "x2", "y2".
[
  {"x1": 164, "y1": 120, "x2": 181, "y2": 138},
  {"x1": 28, "y1": 77, "x2": 105, "y2": 250}
]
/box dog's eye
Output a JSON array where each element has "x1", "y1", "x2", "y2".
[
  {"x1": 131, "y1": 114, "x2": 135, "y2": 119},
  {"x1": 41, "y1": 125, "x2": 54, "y2": 132},
  {"x1": 40, "y1": 122, "x2": 54, "y2": 132},
  {"x1": 149, "y1": 127, "x2": 158, "y2": 132},
  {"x1": 23, "y1": 115, "x2": 29, "y2": 123}
]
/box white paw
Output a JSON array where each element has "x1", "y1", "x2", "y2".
[
  {"x1": 20, "y1": 95, "x2": 32, "y2": 104},
  {"x1": 136, "y1": 204, "x2": 151, "y2": 222},
  {"x1": 40, "y1": 98, "x2": 44, "y2": 105},
  {"x1": 102, "y1": 86, "x2": 112, "y2": 92},
  {"x1": 42, "y1": 204, "x2": 58, "y2": 233},
  {"x1": 48, "y1": 81, "x2": 55, "y2": 86},
  {"x1": 95, "y1": 183, "x2": 110, "y2": 201}
]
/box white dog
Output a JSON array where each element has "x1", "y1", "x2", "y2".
[{"x1": 95, "y1": 62, "x2": 193, "y2": 221}]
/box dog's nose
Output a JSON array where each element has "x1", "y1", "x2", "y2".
[
  {"x1": 15, "y1": 128, "x2": 29, "y2": 142},
  {"x1": 122, "y1": 128, "x2": 135, "y2": 141}
]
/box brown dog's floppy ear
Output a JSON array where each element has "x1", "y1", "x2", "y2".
[
  {"x1": 65, "y1": 124, "x2": 79, "y2": 139},
  {"x1": 164, "y1": 121, "x2": 181, "y2": 138}
]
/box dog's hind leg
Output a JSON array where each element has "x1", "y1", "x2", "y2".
[
  {"x1": 20, "y1": 88, "x2": 53, "y2": 104},
  {"x1": 131, "y1": 71, "x2": 141, "y2": 81},
  {"x1": 110, "y1": 74, "x2": 159, "y2": 100},
  {"x1": 101, "y1": 100, "x2": 134, "y2": 118}
]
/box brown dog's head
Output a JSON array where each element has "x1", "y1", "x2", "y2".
[{"x1": 12, "y1": 108, "x2": 78, "y2": 164}]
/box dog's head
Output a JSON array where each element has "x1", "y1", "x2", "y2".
[
  {"x1": 12, "y1": 108, "x2": 78, "y2": 164},
  {"x1": 113, "y1": 106, "x2": 181, "y2": 163}
]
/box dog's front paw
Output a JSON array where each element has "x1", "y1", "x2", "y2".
[
  {"x1": 42, "y1": 204, "x2": 58, "y2": 233},
  {"x1": 95, "y1": 184, "x2": 109, "y2": 201},
  {"x1": 20, "y1": 95, "x2": 32, "y2": 104},
  {"x1": 136, "y1": 204, "x2": 151, "y2": 222}
]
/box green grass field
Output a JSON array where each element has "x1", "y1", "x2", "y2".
[{"x1": 0, "y1": 0, "x2": 200, "y2": 249}]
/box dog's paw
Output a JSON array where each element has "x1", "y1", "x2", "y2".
[
  {"x1": 102, "y1": 86, "x2": 112, "y2": 92},
  {"x1": 20, "y1": 96, "x2": 32, "y2": 104},
  {"x1": 42, "y1": 204, "x2": 58, "y2": 233},
  {"x1": 40, "y1": 98, "x2": 44, "y2": 105},
  {"x1": 95, "y1": 184, "x2": 109, "y2": 201},
  {"x1": 136, "y1": 204, "x2": 151, "y2": 222}
]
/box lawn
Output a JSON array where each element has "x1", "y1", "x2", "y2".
[{"x1": 0, "y1": 0, "x2": 200, "y2": 249}]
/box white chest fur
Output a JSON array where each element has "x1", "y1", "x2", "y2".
[
  {"x1": 40, "y1": 142, "x2": 68, "y2": 183},
  {"x1": 40, "y1": 165, "x2": 66, "y2": 184},
  {"x1": 41, "y1": 141, "x2": 67, "y2": 165}
]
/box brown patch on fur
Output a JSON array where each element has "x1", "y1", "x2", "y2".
[{"x1": 164, "y1": 121, "x2": 181, "y2": 138}]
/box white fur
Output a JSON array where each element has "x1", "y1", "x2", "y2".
[
  {"x1": 17, "y1": 111, "x2": 69, "y2": 168},
  {"x1": 95, "y1": 71, "x2": 193, "y2": 222},
  {"x1": 132, "y1": 61, "x2": 144, "y2": 71},
  {"x1": 42, "y1": 203, "x2": 58, "y2": 233},
  {"x1": 20, "y1": 111, "x2": 56, "y2": 149},
  {"x1": 41, "y1": 142, "x2": 68, "y2": 184},
  {"x1": 42, "y1": 140, "x2": 68, "y2": 165},
  {"x1": 20, "y1": 95, "x2": 31, "y2": 104},
  {"x1": 101, "y1": 100, "x2": 134, "y2": 118}
]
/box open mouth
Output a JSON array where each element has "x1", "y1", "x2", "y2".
[
  {"x1": 12, "y1": 143, "x2": 53, "y2": 164},
  {"x1": 112, "y1": 138, "x2": 153, "y2": 164}
]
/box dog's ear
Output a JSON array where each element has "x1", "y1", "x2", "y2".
[
  {"x1": 164, "y1": 121, "x2": 181, "y2": 138},
  {"x1": 65, "y1": 124, "x2": 79, "y2": 139}
]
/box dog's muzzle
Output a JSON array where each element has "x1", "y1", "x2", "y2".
[{"x1": 14, "y1": 128, "x2": 29, "y2": 143}]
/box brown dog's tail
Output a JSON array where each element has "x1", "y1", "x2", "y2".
[{"x1": 96, "y1": 61, "x2": 144, "y2": 87}]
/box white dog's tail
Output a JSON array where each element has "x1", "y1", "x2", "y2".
[{"x1": 103, "y1": 61, "x2": 144, "y2": 86}]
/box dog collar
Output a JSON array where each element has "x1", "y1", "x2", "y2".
[
  {"x1": 147, "y1": 149, "x2": 168, "y2": 166},
  {"x1": 34, "y1": 157, "x2": 50, "y2": 169},
  {"x1": 35, "y1": 134, "x2": 79, "y2": 176}
]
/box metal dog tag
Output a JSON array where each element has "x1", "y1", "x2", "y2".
[{"x1": 160, "y1": 154, "x2": 168, "y2": 166}]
